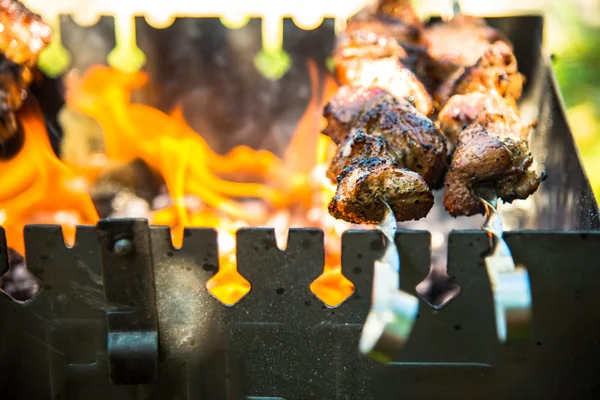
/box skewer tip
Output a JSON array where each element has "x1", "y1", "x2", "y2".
[{"x1": 452, "y1": 1, "x2": 461, "y2": 16}]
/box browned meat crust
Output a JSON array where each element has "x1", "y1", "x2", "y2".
[
  {"x1": 329, "y1": 158, "x2": 433, "y2": 224},
  {"x1": 323, "y1": 86, "x2": 395, "y2": 145},
  {"x1": 0, "y1": 0, "x2": 51, "y2": 66},
  {"x1": 326, "y1": 129, "x2": 393, "y2": 184},
  {"x1": 324, "y1": 85, "x2": 446, "y2": 186},
  {"x1": 376, "y1": 0, "x2": 424, "y2": 29},
  {"x1": 323, "y1": 85, "x2": 445, "y2": 224},
  {"x1": 442, "y1": 125, "x2": 541, "y2": 217},
  {"x1": 424, "y1": 14, "x2": 509, "y2": 83},
  {"x1": 436, "y1": 91, "x2": 525, "y2": 152},
  {"x1": 426, "y1": 14, "x2": 542, "y2": 217},
  {"x1": 0, "y1": 0, "x2": 51, "y2": 143},
  {"x1": 336, "y1": 56, "x2": 433, "y2": 115},
  {"x1": 333, "y1": 0, "x2": 433, "y2": 115},
  {"x1": 324, "y1": 3, "x2": 542, "y2": 223},
  {"x1": 347, "y1": 0, "x2": 425, "y2": 48},
  {"x1": 435, "y1": 41, "x2": 524, "y2": 109}
]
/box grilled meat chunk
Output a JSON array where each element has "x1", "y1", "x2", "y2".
[
  {"x1": 326, "y1": 129, "x2": 393, "y2": 184},
  {"x1": 429, "y1": 14, "x2": 542, "y2": 216},
  {"x1": 336, "y1": 21, "x2": 409, "y2": 62},
  {"x1": 495, "y1": 169, "x2": 543, "y2": 202},
  {"x1": 336, "y1": 56, "x2": 433, "y2": 114},
  {"x1": 424, "y1": 14, "x2": 509, "y2": 83},
  {"x1": 376, "y1": 0, "x2": 424, "y2": 29},
  {"x1": 346, "y1": 0, "x2": 425, "y2": 49},
  {"x1": 443, "y1": 124, "x2": 541, "y2": 216},
  {"x1": 435, "y1": 41, "x2": 524, "y2": 109},
  {"x1": 323, "y1": 85, "x2": 394, "y2": 145},
  {"x1": 437, "y1": 91, "x2": 526, "y2": 151},
  {"x1": 334, "y1": 0, "x2": 432, "y2": 114},
  {"x1": 355, "y1": 92, "x2": 446, "y2": 185},
  {"x1": 0, "y1": 0, "x2": 51, "y2": 66},
  {"x1": 329, "y1": 158, "x2": 433, "y2": 224},
  {"x1": 344, "y1": 12, "x2": 424, "y2": 54},
  {"x1": 323, "y1": 85, "x2": 444, "y2": 224},
  {"x1": 0, "y1": 0, "x2": 51, "y2": 143},
  {"x1": 323, "y1": 85, "x2": 446, "y2": 186},
  {"x1": 325, "y1": 5, "x2": 542, "y2": 223}
]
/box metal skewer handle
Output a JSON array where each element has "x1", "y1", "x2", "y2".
[{"x1": 359, "y1": 200, "x2": 419, "y2": 363}]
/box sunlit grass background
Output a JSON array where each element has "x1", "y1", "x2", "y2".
[{"x1": 549, "y1": 3, "x2": 600, "y2": 199}]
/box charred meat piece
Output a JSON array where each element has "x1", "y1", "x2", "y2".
[
  {"x1": 495, "y1": 169, "x2": 543, "y2": 203},
  {"x1": 336, "y1": 56, "x2": 433, "y2": 115},
  {"x1": 443, "y1": 124, "x2": 541, "y2": 216},
  {"x1": 0, "y1": 0, "x2": 51, "y2": 143},
  {"x1": 329, "y1": 158, "x2": 433, "y2": 224},
  {"x1": 346, "y1": 0, "x2": 425, "y2": 49},
  {"x1": 326, "y1": 129, "x2": 394, "y2": 184},
  {"x1": 354, "y1": 93, "x2": 446, "y2": 185},
  {"x1": 338, "y1": 11, "x2": 428, "y2": 80},
  {"x1": 343, "y1": 13, "x2": 424, "y2": 55},
  {"x1": 0, "y1": 58, "x2": 22, "y2": 143},
  {"x1": 435, "y1": 41, "x2": 524, "y2": 109},
  {"x1": 437, "y1": 91, "x2": 526, "y2": 151},
  {"x1": 336, "y1": 22, "x2": 409, "y2": 62},
  {"x1": 334, "y1": 0, "x2": 432, "y2": 114},
  {"x1": 376, "y1": 0, "x2": 424, "y2": 30},
  {"x1": 323, "y1": 85, "x2": 394, "y2": 145},
  {"x1": 433, "y1": 17, "x2": 541, "y2": 216},
  {"x1": 0, "y1": 0, "x2": 51, "y2": 66},
  {"x1": 323, "y1": 86, "x2": 444, "y2": 224},
  {"x1": 424, "y1": 14, "x2": 509, "y2": 83},
  {"x1": 323, "y1": 85, "x2": 446, "y2": 186}
]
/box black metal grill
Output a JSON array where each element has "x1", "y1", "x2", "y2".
[{"x1": 1, "y1": 15, "x2": 600, "y2": 400}]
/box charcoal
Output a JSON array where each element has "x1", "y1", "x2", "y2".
[
  {"x1": 0, "y1": 248, "x2": 39, "y2": 301},
  {"x1": 30, "y1": 74, "x2": 66, "y2": 157},
  {"x1": 89, "y1": 159, "x2": 164, "y2": 218},
  {"x1": 109, "y1": 190, "x2": 151, "y2": 219}
]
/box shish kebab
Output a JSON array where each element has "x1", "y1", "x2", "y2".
[
  {"x1": 324, "y1": 0, "x2": 443, "y2": 361},
  {"x1": 322, "y1": 0, "x2": 544, "y2": 224},
  {"x1": 323, "y1": 0, "x2": 540, "y2": 351},
  {"x1": 429, "y1": 5, "x2": 537, "y2": 342},
  {"x1": 0, "y1": 0, "x2": 51, "y2": 150},
  {"x1": 324, "y1": 0, "x2": 447, "y2": 224}
]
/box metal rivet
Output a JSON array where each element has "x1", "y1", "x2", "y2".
[{"x1": 113, "y1": 239, "x2": 134, "y2": 256}]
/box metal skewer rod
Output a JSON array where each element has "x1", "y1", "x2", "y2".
[
  {"x1": 415, "y1": 1, "x2": 465, "y2": 310},
  {"x1": 477, "y1": 187, "x2": 533, "y2": 343},
  {"x1": 359, "y1": 199, "x2": 419, "y2": 364},
  {"x1": 452, "y1": 1, "x2": 461, "y2": 16}
]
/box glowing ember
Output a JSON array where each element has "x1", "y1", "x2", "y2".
[{"x1": 1, "y1": 60, "x2": 355, "y2": 307}]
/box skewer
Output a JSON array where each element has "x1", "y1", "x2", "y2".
[
  {"x1": 359, "y1": 199, "x2": 419, "y2": 363},
  {"x1": 475, "y1": 186, "x2": 533, "y2": 342},
  {"x1": 447, "y1": 0, "x2": 533, "y2": 342},
  {"x1": 452, "y1": 1, "x2": 461, "y2": 16},
  {"x1": 441, "y1": 0, "x2": 461, "y2": 22},
  {"x1": 415, "y1": 0, "x2": 464, "y2": 310}
]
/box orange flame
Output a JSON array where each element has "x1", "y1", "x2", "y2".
[
  {"x1": 0, "y1": 98, "x2": 99, "y2": 255},
  {"x1": 1, "y1": 61, "x2": 354, "y2": 307}
]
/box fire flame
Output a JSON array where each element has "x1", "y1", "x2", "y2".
[
  {"x1": 0, "y1": 99, "x2": 98, "y2": 255},
  {"x1": 0, "y1": 61, "x2": 355, "y2": 307}
]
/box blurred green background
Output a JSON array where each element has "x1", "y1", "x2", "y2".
[{"x1": 549, "y1": 2, "x2": 600, "y2": 199}]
